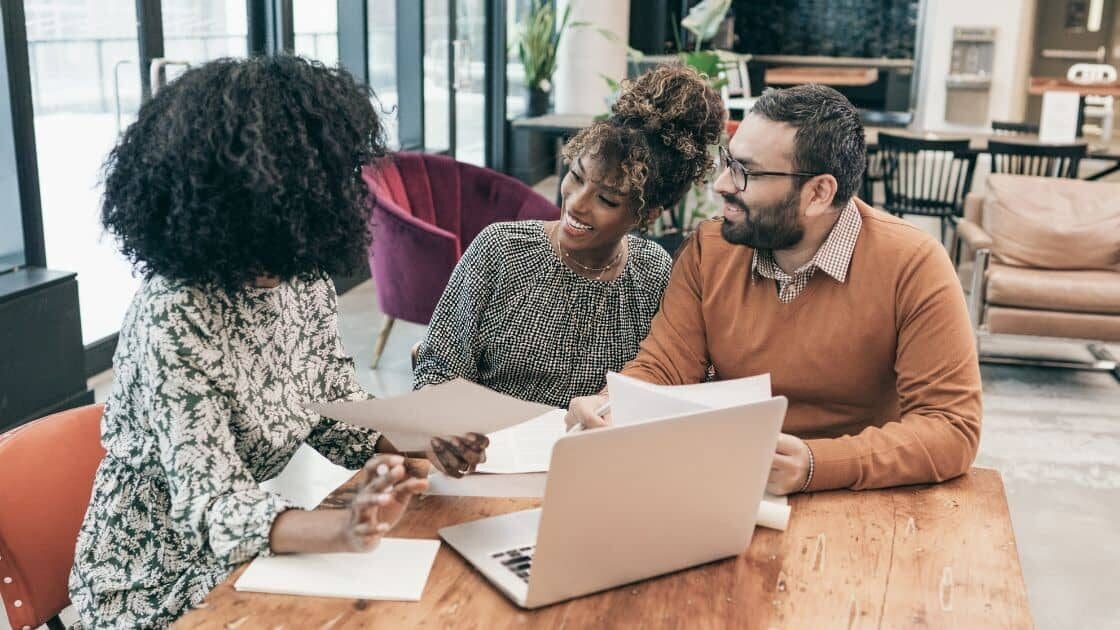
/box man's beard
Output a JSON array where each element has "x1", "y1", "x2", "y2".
[{"x1": 719, "y1": 189, "x2": 804, "y2": 250}]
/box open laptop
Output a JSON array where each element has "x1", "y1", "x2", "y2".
[{"x1": 439, "y1": 396, "x2": 787, "y2": 609}]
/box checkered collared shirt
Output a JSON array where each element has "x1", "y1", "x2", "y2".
[{"x1": 751, "y1": 200, "x2": 862, "y2": 303}]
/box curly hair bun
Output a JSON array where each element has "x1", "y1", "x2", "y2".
[{"x1": 610, "y1": 64, "x2": 725, "y2": 156}]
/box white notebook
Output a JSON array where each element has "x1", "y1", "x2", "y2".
[{"x1": 234, "y1": 538, "x2": 441, "y2": 601}]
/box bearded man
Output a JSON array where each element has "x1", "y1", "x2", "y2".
[{"x1": 566, "y1": 84, "x2": 982, "y2": 496}]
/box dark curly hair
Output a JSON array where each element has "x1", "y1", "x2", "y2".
[
  {"x1": 100, "y1": 55, "x2": 387, "y2": 290},
  {"x1": 561, "y1": 64, "x2": 726, "y2": 226}
]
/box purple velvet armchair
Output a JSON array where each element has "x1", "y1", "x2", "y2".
[{"x1": 362, "y1": 152, "x2": 560, "y2": 367}]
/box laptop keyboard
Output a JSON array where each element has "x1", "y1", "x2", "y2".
[{"x1": 491, "y1": 545, "x2": 535, "y2": 583}]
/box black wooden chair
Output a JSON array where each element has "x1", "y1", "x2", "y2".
[
  {"x1": 990, "y1": 120, "x2": 1040, "y2": 136},
  {"x1": 987, "y1": 140, "x2": 1087, "y2": 179},
  {"x1": 861, "y1": 111, "x2": 914, "y2": 207},
  {"x1": 877, "y1": 132, "x2": 978, "y2": 245}
]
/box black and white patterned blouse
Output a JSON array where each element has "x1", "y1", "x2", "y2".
[
  {"x1": 414, "y1": 221, "x2": 672, "y2": 408},
  {"x1": 69, "y1": 272, "x2": 377, "y2": 629}
]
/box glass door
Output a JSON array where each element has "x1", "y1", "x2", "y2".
[
  {"x1": 422, "y1": 0, "x2": 492, "y2": 163},
  {"x1": 423, "y1": 0, "x2": 452, "y2": 154},
  {"x1": 454, "y1": 0, "x2": 486, "y2": 165},
  {"x1": 24, "y1": 0, "x2": 143, "y2": 345}
]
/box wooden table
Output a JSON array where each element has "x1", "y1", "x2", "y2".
[
  {"x1": 1028, "y1": 76, "x2": 1120, "y2": 97},
  {"x1": 765, "y1": 66, "x2": 879, "y2": 87},
  {"x1": 174, "y1": 468, "x2": 1031, "y2": 629}
]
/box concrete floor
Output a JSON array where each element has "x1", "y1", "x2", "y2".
[{"x1": 5, "y1": 269, "x2": 1119, "y2": 630}]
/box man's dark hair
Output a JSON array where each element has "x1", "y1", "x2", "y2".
[
  {"x1": 100, "y1": 55, "x2": 387, "y2": 290},
  {"x1": 750, "y1": 84, "x2": 865, "y2": 207}
]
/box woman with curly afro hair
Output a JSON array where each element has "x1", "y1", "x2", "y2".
[
  {"x1": 69, "y1": 56, "x2": 486, "y2": 629},
  {"x1": 415, "y1": 64, "x2": 725, "y2": 408}
]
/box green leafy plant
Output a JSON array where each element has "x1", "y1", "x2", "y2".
[
  {"x1": 514, "y1": 0, "x2": 573, "y2": 93},
  {"x1": 513, "y1": 1, "x2": 644, "y2": 96}
]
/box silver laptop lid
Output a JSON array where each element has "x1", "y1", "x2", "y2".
[{"x1": 524, "y1": 396, "x2": 787, "y2": 608}]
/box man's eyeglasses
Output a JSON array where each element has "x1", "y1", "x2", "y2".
[{"x1": 718, "y1": 146, "x2": 824, "y2": 192}]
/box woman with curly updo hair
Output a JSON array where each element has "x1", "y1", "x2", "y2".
[
  {"x1": 69, "y1": 56, "x2": 486, "y2": 629},
  {"x1": 415, "y1": 64, "x2": 725, "y2": 408}
]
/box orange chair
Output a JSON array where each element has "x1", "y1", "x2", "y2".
[{"x1": 0, "y1": 404, "x2": 105, "y2": 630}]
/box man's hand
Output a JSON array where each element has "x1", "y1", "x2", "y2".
[
  {"x1": 565, "y1": 394, "x2": 611, "y2": 431},
  {"x1": 767, "y1": 433, "x2": 811, "y2": 496}
]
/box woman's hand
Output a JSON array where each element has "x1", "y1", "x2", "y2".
[
  {"x1": 379, "y1": 432, "x2": 490, "y2": 479},
  {"x1": 564, "y1": 394, "x2": 611, "y2": 431},
  {"x1": 425, "y1": 433, "x2": 489, "y2": 478},
  {"x1": 339, "y1": 454, "x2": 429, "y2": 552}
]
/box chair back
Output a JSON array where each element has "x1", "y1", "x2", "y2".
[
  {"x1": 362, "y1": 153, "x2": 558, "y2": 325},
  {"x1": 861, "y1": 113, "x2": 914, "y2": 206},
  {"x1": 878, "y1": 132, "x2": 977, "y2": 219},
  {"x1": 0, "y1": 404, "x2": 105, "y2": 630},
  {"x1": 715, "y1": 50, "x2": 751, "y2": 98},
  {"x1": 988, "y1": 140, "x2": 1087, "y2": 179},
  {"x1": 991, "y1": 120, "x2": 1040, "y2": 136},
  {"x1": 1068, "y1": 63, "x2": 1118, "y2": 83}
]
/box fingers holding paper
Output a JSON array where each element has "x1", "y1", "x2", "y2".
[
  {"x1": 564, "y1": 394, "x2": 611, "y2": 431},
  {"x1": 427, "y1": 432, "x2": 489, "y2": 478},
  {"x1": 766, "y1": 433, "x2": 811, "y2": 496}
]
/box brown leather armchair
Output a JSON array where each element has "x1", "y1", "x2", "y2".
[{"x1": 954, "y1": 174, "x2": 1120, "y2": 379}]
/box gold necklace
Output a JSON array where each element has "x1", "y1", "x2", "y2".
[{"x1": 552, "y1": 223, "x2": 627, "y2": 280}]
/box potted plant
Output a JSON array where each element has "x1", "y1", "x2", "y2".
[{"x1": 513, "y1": 0, "x2": 574, "y2": 116}]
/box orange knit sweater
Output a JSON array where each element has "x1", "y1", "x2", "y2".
[{"x1": 623, "y1": 200, "x2": 982, "y2": 491}]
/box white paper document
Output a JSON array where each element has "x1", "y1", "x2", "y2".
[
  {"x1": 475, "y1": 409, "x2": 568, "y2": 474},
  {"x1": 426, "y1": 471, "x2": 548, "y2": 497},
  {"x1": 234, "y1": 538, "x2": 441, "y2": 600},
  {"x1": 606, "y1": 372, "x2": 772, "y2": 426},
  {"x1": 307, "y1": 379, "x2": 555, "y2": 451}
]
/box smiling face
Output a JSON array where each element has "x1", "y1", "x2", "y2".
[
  {"x1": 712, "y1": 114, "x2": 808, "y2": 250},
  {"x1": 556, "y1": 153, "x2": 642, "y2": 253}
]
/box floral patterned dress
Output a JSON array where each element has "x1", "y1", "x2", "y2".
[{"x1": 69, "y1": 272, "x2": 379, "y2": 629}]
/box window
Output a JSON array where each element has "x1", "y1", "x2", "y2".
[
  {"x1": 293, "y1": 1, "x2": 338, "y2": 66},
  {"x1": 162, "y1": 0, "x2": 248, "y2": 64},
  {"x1": 25, "y1": 0, "x2": 142, "y2": 344},
  {"x1": 367, "y1": 0, "x2": 399, "y2": 148}
]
